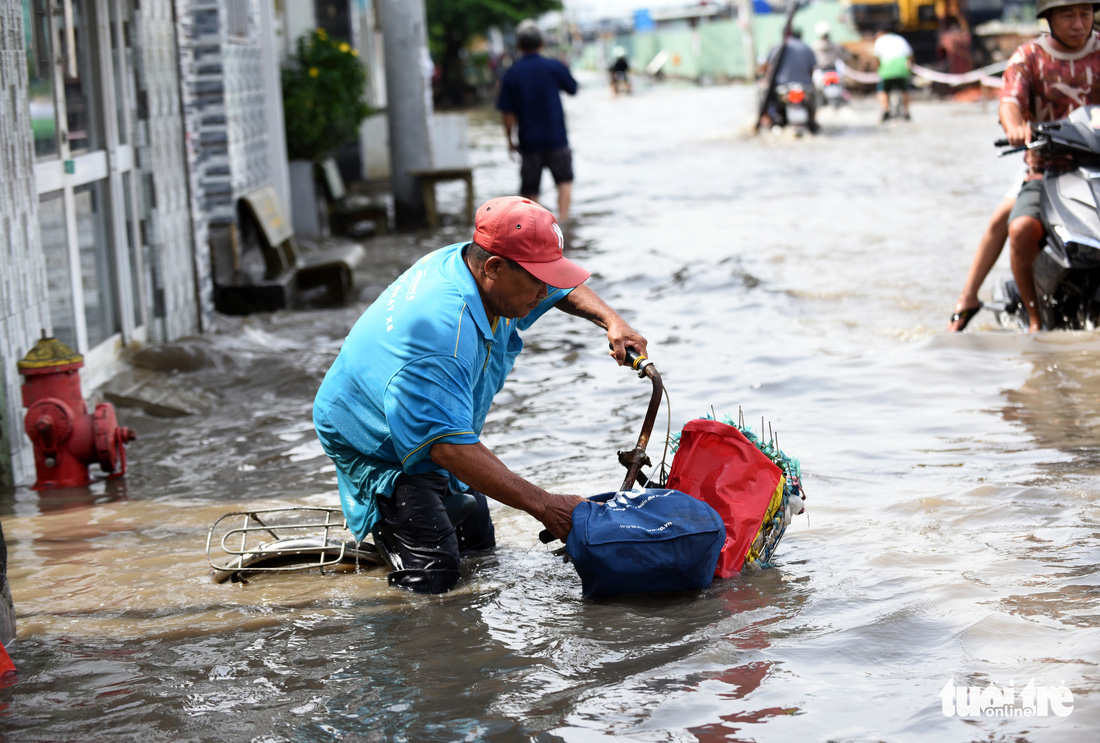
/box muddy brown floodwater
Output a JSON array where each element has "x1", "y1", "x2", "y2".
[{"x1": 2, "y1": 75, "x2": 1099, "y2": 742}]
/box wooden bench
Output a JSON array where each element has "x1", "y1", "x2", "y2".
[
  {"x1": 408, "y1": 167, "x2": 475, "y2": 229},
  {"x1": 319, "y1": 158, "x2": 390, "y2": 238},
  {"x1": 214, "y1": 187, "x2": 367, "y2": 314}
]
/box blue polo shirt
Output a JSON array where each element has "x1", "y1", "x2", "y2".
[
  {"x1": 496, "y1": 52, "x2": 578, "y2": 152},
  {"x1": 313, "y1": 242, "x2": 571, "y2": 539}
]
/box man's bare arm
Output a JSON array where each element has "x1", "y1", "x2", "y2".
[
  {"x1": 557, "y1": 284, "x2": 648, "y2": 364},
  {"x1": 431, "y1": 441, "x2": 582, "y2": 539},
  {"x1": 999, "y1": 99, "x2": 1031, "y2": 147},
  {"x1": 501, "y1": 112, "x2": 518, "y2": 155}
]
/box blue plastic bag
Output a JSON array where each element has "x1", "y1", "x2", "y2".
[{"x1": 565, "y1": 488, "x2": 725, "y2": 599}]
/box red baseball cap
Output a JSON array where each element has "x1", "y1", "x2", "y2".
[{"x1": 472, "y1": 197, "x2": 590, "y2": 288}]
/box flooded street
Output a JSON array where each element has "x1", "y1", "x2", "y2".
[{"x1": 3, "y1": 75, "x2": 1100, "y2": 741}]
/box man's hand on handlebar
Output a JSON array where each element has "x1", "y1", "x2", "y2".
[
  {"x1": 606, "y1": 319, "x2": 648, "y2": 366},
  {"x1": 1004, "y1": 120, "x2": 1032, "y2": 148}
]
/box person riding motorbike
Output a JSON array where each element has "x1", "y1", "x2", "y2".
[
  {"x1": 763, "y1": 28, "x2": 820, "y2": 134},
  {"x1": 1000, "y1": 0, "x2": 1100, "y2": 331},
  {"x1": 812, "y1": 21, "x2": 848, "y2": 72},
  {"x1": 811, "y1": 21, "x2": 850, "y2": 107}
]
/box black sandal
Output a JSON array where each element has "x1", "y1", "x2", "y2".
[{"x1": 949, "y1": 302, "x2": 982, "y2": 332}]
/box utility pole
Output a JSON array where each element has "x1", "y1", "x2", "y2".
[
  {"x1": 377, "y1": 0, "x2": 434, "y2": 228},
  {"x1": 738, "y1": 0, "x2": 757, "y2": 83}
]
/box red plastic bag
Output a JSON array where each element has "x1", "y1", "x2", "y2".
[
  {"x1": 0, "y1": 641, "x2": 15, "y2": 688},
  {"x1": 666, "y1": 419, "x2": 784, "y2": 578}
]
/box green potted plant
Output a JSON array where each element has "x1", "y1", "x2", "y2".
[{"x1": 282, "y1": 29, "x2": 372, "y2": 233}]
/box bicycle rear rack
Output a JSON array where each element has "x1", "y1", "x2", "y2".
[{"x1": 206, "y1": 506, "x2": 385, "y2": 583}]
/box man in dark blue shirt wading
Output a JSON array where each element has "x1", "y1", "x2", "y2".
[{"x1": 496, "y1": 20, "x2": 578, "y2": 221}]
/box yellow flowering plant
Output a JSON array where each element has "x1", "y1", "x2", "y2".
[{"x1": 282, "y1": 29, "x2": 371, "y2": 161}]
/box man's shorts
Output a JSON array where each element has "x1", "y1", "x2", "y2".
[
  {"x1": 520, "y1": 146, "x2": 573, "y2": 196},
  {"x1": 374, "y1": 471, "x2": 496, "y2": 594},
  {"x1": 1008, "y1": 179, "x2": 1044, "y2": 224},
  {"x1": 877, "y1": 76, "x2": 909, "y2": 93}
]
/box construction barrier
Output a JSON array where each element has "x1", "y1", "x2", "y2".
[{"x1": 836, "y1": 58, "x2": 1007, "y2": 89}]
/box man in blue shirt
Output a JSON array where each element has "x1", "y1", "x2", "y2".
[
  {"x1": 313, "y1": 197, "x2": 647, "y2": 593},
  {"x1": 497, "y1": 21, "x2": 578, "y2": 220}
]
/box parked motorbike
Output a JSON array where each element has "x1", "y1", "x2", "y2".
[{"x1": 993, "y1": 105, "x2": 1100, "y2": 331}]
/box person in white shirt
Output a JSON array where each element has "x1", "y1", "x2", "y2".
[{"x1": 872, "y1": 26, "x2": 914, "y2": 121}]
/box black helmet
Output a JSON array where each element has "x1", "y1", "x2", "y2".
[{"x1": 1036, "y1": 0, "x2": 1099, "y2": 17}]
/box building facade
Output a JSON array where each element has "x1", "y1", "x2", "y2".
[
  {"x1": 2, "y1": 0, "x2": 187, "y2": 487},
  {"x1": 0, "y1": 0, "x2": 305, "y2": 488}
]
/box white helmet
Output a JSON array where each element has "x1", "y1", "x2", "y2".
[
  {"x1": 1036, "y1": 0, "x2": 1099, "y2": 16},
  {"x1": 815, "y1": 20, "x2": 830, "y2": 38}
]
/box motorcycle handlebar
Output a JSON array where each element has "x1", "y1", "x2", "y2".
[
  {"x1": 996, "y1": 120, "x2": 1051, "y2": 152},
  {"x1": 995, "y1": 135, "x2": 1047, "y2": 157}
]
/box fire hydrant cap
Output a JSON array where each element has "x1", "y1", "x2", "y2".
[{"x1": 17, "y1": 336, "x2": 84, "y2": 372}]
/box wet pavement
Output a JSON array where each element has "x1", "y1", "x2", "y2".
[{"x1": 2, "y1": 75, "x2": 1099, "y2": 741}]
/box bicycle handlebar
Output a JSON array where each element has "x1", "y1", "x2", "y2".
[
  {"x1": 610, "y1": 343, "x2": 662, "y2": 491},
  {"x1": 537, "y1": 343, "x2": 663, "y2": 545}
]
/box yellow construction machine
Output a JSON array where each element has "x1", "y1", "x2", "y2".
[
  {"x1": 842, "y1": 0, "x2": 1005, "y2": 66},
  {"x1": 846, "y1": 0, "x2": 940, "y2": 34}
]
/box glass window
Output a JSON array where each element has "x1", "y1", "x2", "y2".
[
  {"x1": 74, "y1": 181, "x2": 119, "y2": 347},
  {"x1": 25, "y1": 0, "x2": 59, "y2": 159},
  {"x1": 32, "y1": 0, "x2": 144, "y2": 354},
  {"x1": 39, "y1": 192, "x2": 77, "y2": 348},
  {"x1": 66, "y1": 0, "x2": 102, "y2": 155}
]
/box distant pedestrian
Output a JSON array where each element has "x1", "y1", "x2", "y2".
[
  {"x1": 872, "y1": 25, "x2": 914, "y2": 121},
  {"x1": 608, "y1": 46, "x2": 632, "y2": 96},
  {"x1": 496, "y1": 20, "x2": 579, "y2": 221}
]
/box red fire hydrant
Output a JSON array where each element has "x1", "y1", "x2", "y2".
[{"x1": 17, "y1": 336, "x2": 137, "y2": 490}]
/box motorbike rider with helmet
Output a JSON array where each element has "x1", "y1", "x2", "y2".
[
  {"x1": 1001, "y1": 0, "x2": 1100, "y2": 331},
  {"x1": 812, "y1": 20, "x2": 850, "y2": 108},
  {"x1": 812, "y1": 21, "x2": 847, "y2": 73}
]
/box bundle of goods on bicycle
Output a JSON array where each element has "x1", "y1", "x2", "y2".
[
  {"x1": 557, "y1": 345, "x2": 808, "y2": 598},
  {"x1": 563, "y1": 413, "x2": 807, "y2": 599}
]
